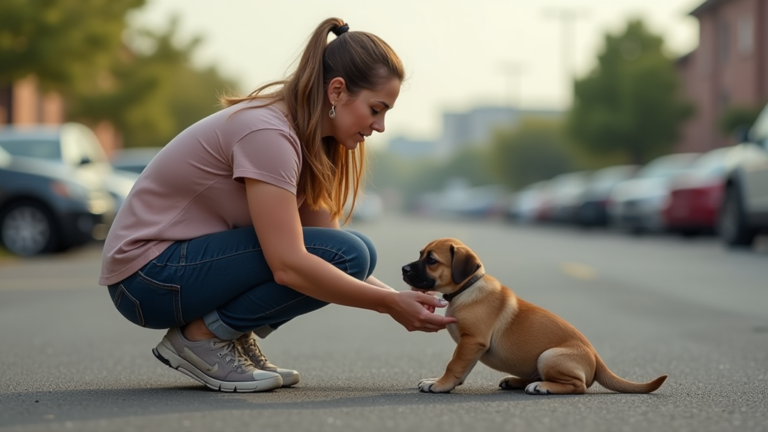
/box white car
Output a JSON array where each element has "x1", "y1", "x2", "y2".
[
  {"x1": 719, "y1": 103, "x2": 768, "y2": 247},
  {"x1": 0, "y1": 123, "x2": 137, "y2": 213},
  {"x1": 506, "y1": 181, "x2": 550, "y2": 223},
  {"x1": 608, "y1": 153, "x2": 701, "y2": 233}
]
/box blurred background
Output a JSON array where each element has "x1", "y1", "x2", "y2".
[{"x1": 1, "y1": 0, "x2": 767, "y2": 257}]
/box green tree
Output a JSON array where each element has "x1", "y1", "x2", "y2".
[
  {"x1": 490, "y1": 119, "x2": 575, "y2": 190},
  {"x1": 68, "y1": 19, "x2": 240, "y2": 148},
  {"x1": 567, "y1": 19, "x2": 693, "y2": 165},
  {"x1": 720, "y1": 104, "x2": 764, "y2": 138},
  {"x1": 0, "y1": 0, "x2": 144, "y2": 90}
]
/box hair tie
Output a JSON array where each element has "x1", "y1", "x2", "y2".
[{"x1": 332, "y1": 24, "x2": 349, "y2": 36}]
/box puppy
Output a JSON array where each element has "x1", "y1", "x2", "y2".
[{"x1": 402, "y1": 238, "x2": 668, "y2": 395}]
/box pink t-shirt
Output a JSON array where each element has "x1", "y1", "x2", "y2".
[{"x1": 99, "y1": 100, "x2": 304, "y2": 286}]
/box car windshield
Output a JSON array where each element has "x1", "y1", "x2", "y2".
[
  {"x1": 637, "y1": 155, "x2": 699, "y2": 179},
  {"x1": 0, "y1": 139, "x2": 61, "y2": 161}
]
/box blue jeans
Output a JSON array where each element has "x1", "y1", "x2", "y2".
[{"x1": 107, "y1": 227, "x2": 376, "y2": 340}]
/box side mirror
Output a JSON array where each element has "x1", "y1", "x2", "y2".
[{"x1": 733, "y1": 125, "x2": 751, "y2": 143}]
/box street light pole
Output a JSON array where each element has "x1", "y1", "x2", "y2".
[
  {"x1": 543, "y1": 7, "x2": 589, "y2": 103},
  {"x1": 497, "y1": 61, "x2": 525, "y2": 109}
]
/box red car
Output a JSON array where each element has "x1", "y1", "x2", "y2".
[{"x1": 664, "y1": 145, "x2": 752, "y2": 234}]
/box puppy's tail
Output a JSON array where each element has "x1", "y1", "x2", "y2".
[{"x1": 594, "y1": 355, "x2": 667, "y2": 393}]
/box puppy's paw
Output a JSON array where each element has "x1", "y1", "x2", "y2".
[
  {"x1": 499, "y1": 376, "x2": 528, "y2": 390},
  {"x1": 525, "y1": 381, "x2": 552, "y2": 395},
  {"x1": 418, "y1": 378, "x2": 454, "y2": 393}
]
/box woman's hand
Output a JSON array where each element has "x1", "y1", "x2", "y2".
[{"x1": 383, "y1": 291, "x2": 457, "y2": 333}]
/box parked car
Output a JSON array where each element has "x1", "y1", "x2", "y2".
[
  {"x1": 719, "y1": 103, "x2": 768, "y2": 247},
  {"x1": 423, "y1": 178, "x2": 506, "y2": 218},
  {"x1": 0, "y1": 123, "x2": 136, "y2": 212},
  {"x1": 110, "y1": 147, "x2": 162, "y2": 174},
  {"x1": 0, "y1": 148, "x2": 116, "y2": 256},
  {"x1": 608, "y1": 153, "x2": 701, "y2": 233},
  {"x1": 505, "y1": 180, "x2": 550, "y2": 223},
  {"x1": 544, "y1": 171, "x2": 592, "y2": 224},
  {"x1": 663, "y1": 146, "x2": 750, "y2": 235},
  {"x1": 575, "y1": 165, "x2": 638, "y2": 227}
]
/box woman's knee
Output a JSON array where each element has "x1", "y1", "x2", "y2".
[
  {"x1": 346, "y1": 230, "x2": 377, "y2": 278},
  {"x1": 304, "y1": 228, "x2": 373, "y2": 280}
]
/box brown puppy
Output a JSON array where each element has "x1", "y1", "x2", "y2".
[{"x1": 402, "y1": 238, "x2": 668, "y2": 395}]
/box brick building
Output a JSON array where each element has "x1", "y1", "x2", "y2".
[
  {"x1": 0, "y1": 77, "x2": 121, "y2": 155},
  {"x1": 676, "y1": 0, "x2": 767, "y2": 152},
  {"x1": 0, "y1": 76, "x2": 64, "y2": 126}
]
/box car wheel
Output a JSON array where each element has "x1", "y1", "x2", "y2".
[
  {"x1": 719, "y1": 185, "x2": 757, "y2": 248},
  {"x1": 0, "y1": 201, "x2": 60, "y2": 256}
]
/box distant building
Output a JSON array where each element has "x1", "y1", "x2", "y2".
[
  {"x1": 387, "y1": 136, "x2": 438, "y2": 159},
  {"x1": 0, "y1": 76, "x2": 121, "y2": 155},
  {"x1": 437, "y1": 106, "x2": 562, "y2": 156},
  {"x1": 0, "y1": 76, "x2": 64, "y2": 126},
  {"x1": 676, "y1": 0, "x2": 767, "y2": 152}
]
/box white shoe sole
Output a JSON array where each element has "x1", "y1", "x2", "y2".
[
  {"x1": 276, "y1": 370, "x2": 300, "y2": 387},
  {"x1": 153, "y1": 342, "x2": 283, "y2": 392}
]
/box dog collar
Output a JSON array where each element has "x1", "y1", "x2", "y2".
[{"x1": 443, "y1": 273, "x2": 485, "y2": 302}]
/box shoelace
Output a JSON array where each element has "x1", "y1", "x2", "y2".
[
  {"x1": 240, "y1": 337, "x2": 270, "y2": 369},
  {"x1": 212, "y1": 340, "x2": 251, "y2": 373}
]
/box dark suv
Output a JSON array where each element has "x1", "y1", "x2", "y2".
[
  {"x1": 0, "y1": 124, "x2": 117, "y2": 255},
  {"x1": 719, "y1": 103, "x2": 768, "y2": 247}
]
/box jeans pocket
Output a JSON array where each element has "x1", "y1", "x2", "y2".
[
  {"x1": 108, "y1": 283, "x2": 145, "y2": 327},
  {"x1": 109, "y1": 271, "x2": 184, "y2": 329}
]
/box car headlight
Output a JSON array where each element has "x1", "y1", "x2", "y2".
[{"x1": 50, "y1": 181, "x2": 90, "y2": 201}]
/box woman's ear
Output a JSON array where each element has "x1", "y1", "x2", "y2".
[{"x1": 327, "y1": 77, "x2": 347, "y2": 105}]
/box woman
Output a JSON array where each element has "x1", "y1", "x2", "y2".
[{"x1": 99, "y1": 17, "x2": 456, "y2": 393}]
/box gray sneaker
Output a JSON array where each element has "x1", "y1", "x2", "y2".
[
  {"x1": 153, "y1": 327, "x2": 283, "y2": 392},
  {"x1": 237, "y1": 332, "x2": 301, "y2": 387}
]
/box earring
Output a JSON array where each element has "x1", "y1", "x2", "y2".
[{"x1": 329, "y1": 105, "x2": 336, "y2": 119}]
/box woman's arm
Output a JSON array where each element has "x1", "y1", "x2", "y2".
[{"x1": 246, "y1": 179, "x2": 455, "y2": 332}]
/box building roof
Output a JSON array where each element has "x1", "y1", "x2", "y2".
[{"x1": 689, "y1": 0, "x2": 729, "y2": 16}]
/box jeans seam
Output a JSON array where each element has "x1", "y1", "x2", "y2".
[
  {"x1": 251, "y1": 295, "x2": 312, "y2": 319},
  {"x1": 162, "y1": 246, "x2": 350, "y2": 273},
  {"x1": 179, "y1": 241, "x2": 188, "y2": 265},
  {"x1": 136, "y1": 271, "x2": 183, "y2": 325},
  {"x1": 137, "y1": 271, "x2": 181, "y2": 290},
  {"x1": 163, "y1": 247, "x2": 263, "y2": 267},
  {"x1": 112, "y1": 284, "x2": 124, "y2": 305},
  {"x1": 306, "y1": 245, "x2": 350, "y2": 272},
  {"x1": 117, "y1": 284, "x2": 145, "y2": 327}
]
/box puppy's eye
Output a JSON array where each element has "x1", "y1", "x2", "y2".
[{"x1": 426, "y1": 256, "x2": 437, "y2": 265}]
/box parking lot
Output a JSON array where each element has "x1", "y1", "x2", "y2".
[{"x1": 2, "y1": 214, "x2": 767, "y2": 432}]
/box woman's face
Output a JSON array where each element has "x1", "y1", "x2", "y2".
[{"x1": 328, "y1": 78, "x2": 401, "y2": 150}]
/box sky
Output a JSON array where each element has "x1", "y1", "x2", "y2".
[{"x1": 128, "y1": 0, "x2": 704, "y2": 148}]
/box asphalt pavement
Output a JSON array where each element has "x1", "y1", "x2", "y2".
[{"x1": 1, "y1": 214, "x2": 767, "y2": 432}]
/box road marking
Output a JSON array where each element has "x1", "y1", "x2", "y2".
[{"x1": 560, "y1": 262, "x2": 598, "y2": 280}]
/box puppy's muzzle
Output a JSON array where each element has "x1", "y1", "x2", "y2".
[{"x1": 402, "y1": 261, "x2": 435, "y2": 290}]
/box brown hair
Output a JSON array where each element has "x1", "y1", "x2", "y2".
[{"x1": 221, "y1": 18, "x2": 404, "y2": 222}]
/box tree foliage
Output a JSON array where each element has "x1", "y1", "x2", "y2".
[
  {"x1": 2, "y1": 0, "x2": 239, "y2": 148},
  {"x1": 719, "y1": 104, "x2": 764, "y2": 137},
  {"x1": 567, "y1": 19, "x2": 693, "y2": 164},
  {"x1": 0, "y1": 0, "x2": 144, "y2": 90},
  {"x1": 490, "y1": 119, "x2": 574, "y2": 190},
  {"x1": 67, "y1": 19, "x2": 240, "y2": 148}
]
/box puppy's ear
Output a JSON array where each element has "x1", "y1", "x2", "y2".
[{"x1": 450, "y1": 244, "x2": 481, "y2": 285}]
